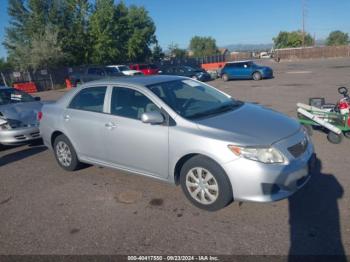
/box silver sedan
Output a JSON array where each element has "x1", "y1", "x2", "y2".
[
  {"x1": 40, "y1": 76, "x2": 315, "y2": 211},
  {"x1": 0, "y1": 86, "x2": 43, "y2": 146}
]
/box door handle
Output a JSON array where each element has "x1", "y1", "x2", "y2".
[
  {"x1": 105, "y1": 122, "x2": 117, "y2": 129},
  {"x1": 64, "y1": 115, "x2": 71, "y2": 121}
]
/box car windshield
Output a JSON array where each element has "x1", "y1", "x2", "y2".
[
  {"x1": 104, "y1": 67, "x2": 119, "y2": 75},
  {"x1": 184, "y1": 66, "x2": 201, "y2": 72},
  {"x1": 118, "y1": 66, "x2": 130, "y2": 71},
  {"x1": 147, "y1": 80, "x2": 243, "y2": 119},
  {"x1": 0, "y1": 88, "x2": 35, "y2": 105}
]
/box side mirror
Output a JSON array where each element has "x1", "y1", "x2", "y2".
[
  {"x1": 141, "y1": 111, "x2": 164, "y2": 124},
  {"x1": 34, "y1": 97, "x2": 41, "y2": 101}
]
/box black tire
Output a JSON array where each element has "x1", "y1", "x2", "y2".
[
  {"x1": 302, "y1": 124, "x2": 313, "y2": 136},
  {"x1": 252, "y1": 71, "x2": 262, "y2": 81},
  {"x1": 180, "y1": 155, "x2": 233, "y2": 211},
  {"x1": 344, "y1": 131, "x2": 350, "y2": 139},
  {"x1": 53, "y1": 134, "x2": 83, "y2": 171},
  {"x1": 222, "y1": 74, "x2": 229, "y2": 82},
  {"x1": 327, "y1": 132, "x2": 343, "y2": 144}
]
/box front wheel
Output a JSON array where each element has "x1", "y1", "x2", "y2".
[
  {"x1": 180, "y1": 156, "x2": 233, "y2": 211},
  {"x1": 252, "y1": 71, "x2": 262, "y2": 81},
  {"x1": 54, "y1": 134, "x2": 83, "y2": 171},
  {"x1": 327, "y1": 132, "x2": 343, "y2": 144}
]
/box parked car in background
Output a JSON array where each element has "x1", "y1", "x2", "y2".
[
  {"x1": 259, "y1": 52, "x2": 272, "y2": 59},
  {"x1": 0, "y1": 86, "x2": 44, "y2": 146},
  {"x1": 220, "y1": 61, "x2": 273, "y2": 81},
  {"x1": 129, "y1": 64, "x2": 159, "y2": 75},
  {"x1": 68, "y1": 66, "x2": 124, "y2": 87},
  {"x1": 40, "y1": 75, "x2": 314, "y2": 211},
  {"x1": 107, "y1": 65, "x2": 143, "y2": 76},
  {"x1": 158, "y1": 65, "x2": 211, "y2": 82}
]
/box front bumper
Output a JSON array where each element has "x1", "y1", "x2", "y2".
[
  {"x1": 223, "y1": 134, "x2": 315, "y2": 202},
  {"x1": 0, "y1": 126, "x2": 41, "y2": 145}
]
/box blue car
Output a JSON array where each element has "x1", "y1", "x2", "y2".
[{"x1": 220, "y1": 61, "x2": 273, "y2": 81}]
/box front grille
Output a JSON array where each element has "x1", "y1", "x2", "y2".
[
  {"x1": 14, "y1": 135, "x2": 26, "y2": 140},
  {"x1": 30, "y1": 132, "x2": 40, "y2": 138},
  {"x1": 288, "y1": 139, "x2": 308, "y2": 158}
]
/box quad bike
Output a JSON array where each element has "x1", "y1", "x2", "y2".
[{"x1": 297, "y1": 86, "x2": 350, "y2": 144}]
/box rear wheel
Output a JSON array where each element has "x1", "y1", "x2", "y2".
[
  {"x1": 222, "y1": 74, "x2": 229, "y2": 82},
  {"x1": 253, "y1": 71, "x2": 262, "y2": 81},
  {"x1": 180, "y1": 155, "x2": 233, "y2": 211},
  {"x1": 327, "y1": 132, "x2": 343, "y2": 144},
  {"x1": 53, "y1": 134, "x2": 83, "y2": 171}
]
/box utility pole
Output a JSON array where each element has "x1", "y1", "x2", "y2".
[{"x1": 302, "y1": 0, "x2": 306, "y2": 47}]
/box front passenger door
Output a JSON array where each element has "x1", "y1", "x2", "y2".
[{"x1": 103, "y1": 86, "x2": 169, "y2": 178}]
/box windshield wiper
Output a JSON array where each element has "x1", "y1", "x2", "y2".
[{"x1": 187, "y1": 102, "x2": 242, "y2": 120}]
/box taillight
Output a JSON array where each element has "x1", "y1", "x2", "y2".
[
  {"x1": 339, "y1": 102, "x2": 349, "y2": 109},
  {"x1": 37, "y1": 111, "x2": 43, "y2": 121}
]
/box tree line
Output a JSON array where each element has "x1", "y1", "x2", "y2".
[
  {"x1": 3, "y1": 0, "x2": 162, "y2": 70},
  {"x1": 273, "y1": 30, "x2": 349, "y2": 49}
]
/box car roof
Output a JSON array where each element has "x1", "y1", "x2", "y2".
[
  {"x1": 108, "y1": 65, "x2": 128, "y2": 67},
  {"x1": 226, "y1": 60, "x2": 252, "y2": 64},
  {"x1": 82, "y1": 75, "x2": 187, "y2": 87}
]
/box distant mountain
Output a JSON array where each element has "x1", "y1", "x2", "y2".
[{"x1": 222, "y1": 43, "x2": 273, "y2": 52}]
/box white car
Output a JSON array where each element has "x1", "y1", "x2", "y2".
[{"x1": 107, "y1": 65, "x2": 143, "y2": 76}]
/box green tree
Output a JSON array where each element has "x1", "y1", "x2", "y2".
[
  {"x1": 3, "y1": 0, "x2": 30, "y2": 67},
  {"x1": 189, "y1": 36, "x2": 218, "y2": 57},
  {"x1": 273, "y1": 31, "x2": 313, "y2": 49},
  {"x1": 126, "y1": 5, "x2": 157, "y2": 62},
  {"x1": 0, "y1": 58, "x2": 12, "y2": 71},
  {"x1": 326, "y1": 31, "x2": 349, "y2": 46},
  {"x1": 89, "y1": 0, "x2": 120, "y2": 64},
  {"x1": 168, "y1": 43, "x2": 187, "y2": 58},
  {"x1": 150, "y1": 43, "x2": 164, "y2": 62},
  {"x1": 56, "y1": 0, "x2": 91, "y2": 65}
]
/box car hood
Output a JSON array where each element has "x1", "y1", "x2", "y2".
[
  {"x1": 0, "y1": 101, "x2": 45, "y2": 124},
  {"x1": 195, "y1": 103, "x2": 300, "y2": 146}
]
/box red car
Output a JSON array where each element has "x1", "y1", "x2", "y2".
[{"x1": 129, "y1": 64, "x2": 159, "y2": 75}]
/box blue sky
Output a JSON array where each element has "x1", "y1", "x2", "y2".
[{"x1": 1, "y1": 0, "x2": 350, "y2": 59}]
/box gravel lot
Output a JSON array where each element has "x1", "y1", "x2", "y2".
[{"x1": 1, "y1": 57, "x2": 350, "y2": 256}]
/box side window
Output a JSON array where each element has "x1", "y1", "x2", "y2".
[
  {"x1": 69, "y1": 86, "x2": 107, "y2": 113},
  {"x1": 110, "y1": 87, "x2": 160, "y2": 120},
  {"x1": 87, "y1": 68, "x2": 104, "y2": 75},
  {"x1": 178, "y1": 67, "x2": 186, "y2": 73}
]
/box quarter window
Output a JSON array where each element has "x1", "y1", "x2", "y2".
[
  {"x1": 69, "y1": 86, "x2": 107, "y2": 113},
  {"x1": 111, "y1": 87, "x2": 160, "y2": 120}
]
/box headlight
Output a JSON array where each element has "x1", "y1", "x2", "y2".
[
  {"x1": 228, "y1": 145, "x2": 285, "y2": 164},
  {"x1": 0, "y1": 118, "x2": 25, "y2": 130},
  {"x1": 0, "y1": 118, "x2": 8, "y2": 129}
]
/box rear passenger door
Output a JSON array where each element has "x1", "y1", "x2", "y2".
[
  {"x1": 103, "y1": 86, "x2": 169, "y2": 178},
  {"x1": 62, "y1": 86, "x2": 110, "y2": 161}
]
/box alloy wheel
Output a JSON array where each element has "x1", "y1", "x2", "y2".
[{"x1": 56, "y1": 141, "x2": 72, "y2": 167}]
